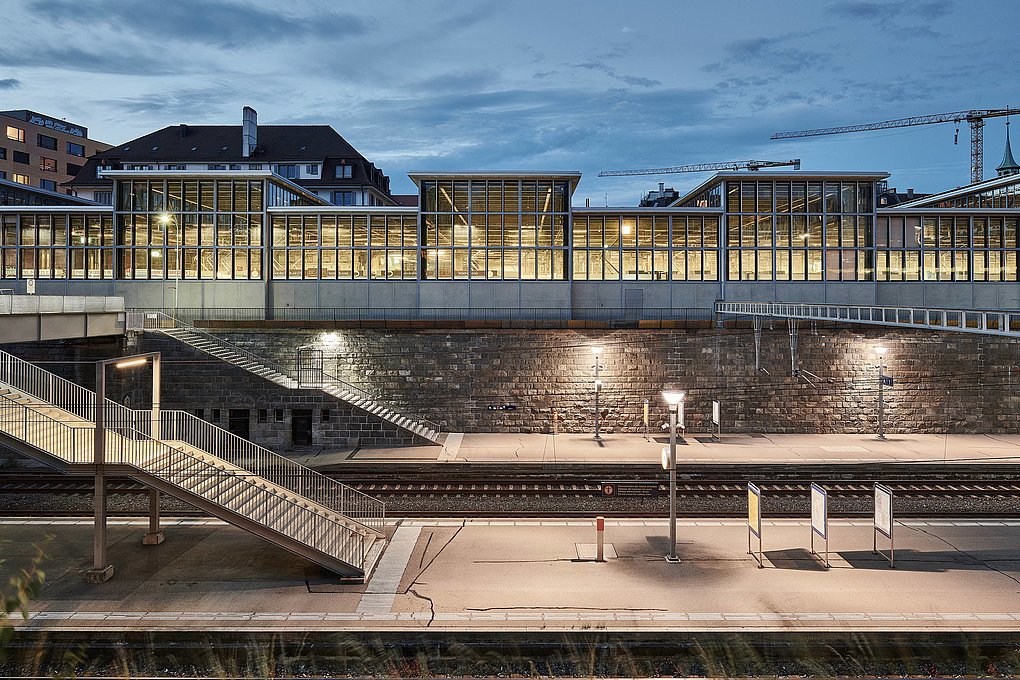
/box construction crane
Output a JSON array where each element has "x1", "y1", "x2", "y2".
[
  {"x1": 772, "y1": 108, "x2": 1020, "y2": 184},
  {"x1": 598, "y1": 158, "x2": 801, "y2": 177}
]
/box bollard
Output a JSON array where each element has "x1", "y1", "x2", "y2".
[{"x1": 596, "y1": 515, "x2": 605, "y2": 562}]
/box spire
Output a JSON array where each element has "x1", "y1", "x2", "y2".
[{"x1": 997, "y1": 120, "x2": 1020, "y2": 177}]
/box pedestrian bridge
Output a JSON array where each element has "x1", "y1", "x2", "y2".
[
  {"x1": 716, "y1": 301, "x2": 1020, "y2": 338},
  {"x1": 0, "y1": 294, "x2": 125, "y2": 343}
]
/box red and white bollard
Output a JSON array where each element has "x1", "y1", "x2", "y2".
[{"x1": 596, "y1": 515, "x2": 605, "y2": 562}]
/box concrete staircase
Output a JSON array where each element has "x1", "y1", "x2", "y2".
[
  {"x1": 0, "y1": 351, "x2": 386, "y2": 578},
  {"x1": 143, "y1": 313, "x2": 443, "y2": 444}
]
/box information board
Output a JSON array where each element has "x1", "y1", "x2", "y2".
[
  {"x1": 810, "y1": 483, "x2": 827, "y2": 540},
  {"x1": 874, "y1": 483, "x2": 893, "y2": 538},
  {"x1": 747, "y1": 483, "x2": 761, "y2": 538},
  {"x1": 712, "y1": 400, "x2": 721, "y2": 427}
]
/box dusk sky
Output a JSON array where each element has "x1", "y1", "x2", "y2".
[{"x1": 2, "y1": 0, "x2": 1017, "y2": 204}]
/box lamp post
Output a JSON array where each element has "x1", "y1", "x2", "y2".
[
  {"x1": 157, "y1": 213, "x2": 180, "y2": 315},
  {"x1": 662, "y1": 389, "x2": 685, "y2": 563},
  {"x1": 591, "y1": 346, "x2": 604, "y2": 441},
  {"x1": 874, "y1": 346, "x2": 888, "y2": 439},
  {"x1": 87, "y1": 351, "x2": 162, "y2": 583}
]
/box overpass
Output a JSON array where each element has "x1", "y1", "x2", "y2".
[{"x1": 0, "y1": 294, "x2": 125, "y2": 343}]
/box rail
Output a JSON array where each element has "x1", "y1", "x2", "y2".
[
  {"x1": 716, "y1": 301, "x2": 1020, "y2": 337},
  {"x1": 0, "y1": 393, "x2": 367, "y2": 569},
  {"x1": 0, "y1": 347, "x2": 385, "y2": 532}
]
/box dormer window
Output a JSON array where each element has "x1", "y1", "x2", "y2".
[
  {"x1": 335, "y1": 164, "x2": 353, "y2": 179},
  {"x1": 306, "y1": 164, "x2": 319, "y2": 175}
]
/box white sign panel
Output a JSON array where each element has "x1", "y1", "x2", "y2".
[
  {"x1": 712, "y1": 400, "x2": 721, "y2": 427},
  {"x1": 810, "y1": 483, "x2": 827, "y2": 539},
  {"x1": 747, "y1": 483, "x2": 761, "y2": 538},
  {"x1": 874, "y1": 484, "x2": 893, "y2": 538}
]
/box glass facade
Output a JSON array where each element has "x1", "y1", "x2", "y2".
[
  {"x1": 726, "y1": 180, "x2": 874, "y2": 281},
  {"x1": 571, "y1": 213, "x2": 719, "y2": 280},
  {"x1": 924, "y1": 183, "x2": 1020, "y2": 209},
  {"x1": 419, "y1": 179, "x2": 569, "y2": 279},
  {"x1": 876, "y1": 214, "x2": 1019, "y2": 281},
  {"x1": 270, "y1": 212, "x2": 418, "y2": 280},
  {"x1": 0, "y1": 212, "x2": 114, "y2": 279}
]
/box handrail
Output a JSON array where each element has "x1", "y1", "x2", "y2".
[
  {"x1": 145, "y1": 311, "x2": 441, "y2": 435},
  {"x1": 0, "y1": 347, "x2": 385, "y2": 532},
  {"x1": 0, "y1": 393, "x2": 367, "y2": 569}
]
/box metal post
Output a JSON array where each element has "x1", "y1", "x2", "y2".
[
  {"x1": 593, "y1": 356, "x2": 601, "y2": 441},
  {"x1": 143, "y1": 488, "x2": 165, "y2": 545},
  {"x1": 596, "y1": 515, "x2": 605, "y2": 562},
  {"x1": 86, "y1": 363, "x2": 113, "y2": 583},
  {"x1": 666, "y1": 406, "x2": 678, "y2": 562},
  {"x1": 152, "y1": 354, "x2": 161, "y2": 440},
  {"x1": 877, "y1": 354, "x2": 886, "y2": 439}
]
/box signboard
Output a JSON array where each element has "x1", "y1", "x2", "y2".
[
  {"x1": 25, "y1": 279, "x2": 35, "y2": 295},
  {"x1": 747, "y1": 482, "x2": 763, "y2": 568},
  {"x1": 747, "y1": 483, "x2": 761, "y2": 538},
  {"x1": 712, "y1": 400, "x2": 721, "y2": 427},
  {"x1": 874, "y1": 484, "x2": 893, "y2": 538},
  {"x1": 661, "y1": 446, "x2": 671, "y2": 471},
  {"x1": 601, "y1": 481, "x2": 659, "y2": 497},
  {"x1": 810, "y1": 484, "x2": 827, "y2": 540},
  {"x1": 643, "y1": 400, "x2": 649, "y2": 426},
  {"x1": 880, "y1": 375, "x2": 894, "y2": 387}
]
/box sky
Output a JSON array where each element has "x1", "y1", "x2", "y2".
[{"x1": 2, "y1": 0, "x2": 1018, "y2": 204}]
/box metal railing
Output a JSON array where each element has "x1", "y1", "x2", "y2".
[
  {"x1": 0, "y1": 347, "x2": 385, "y2": 532},
  {"x1": 0, "y1": 393, "x2": 368, "y2": 570},
  {"x1": 130, "y1": 306, "x2": 716, "y2": 327},
  {"x1": 144, "y1": 311, "x2": 441, "y2": 437},
  {"x1": 716, "y1": 301, "x2": 1020, "y2": 337}
]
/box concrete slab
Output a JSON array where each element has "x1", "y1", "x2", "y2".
[
  {"x1": 348, "y1": 432, "x2": 1020, "y2": 465},
  {"x1": 4, "y1": 516, "x2": 1020, "y2": 633}
]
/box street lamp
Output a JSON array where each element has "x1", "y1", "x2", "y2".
[
  {"x1": 874, "y1": 346, "x2": 888, "y2": 439},
  {"x1": 662, "y1": 389, "x2": 685, "y2": 563},
  {"x1": 157, "y1": 213, "x2": 180, "y2": 315},
  {"x1": 591, "y1": 346, "x2": 604, "y2": 441},
  {"x1": 87, "y1": 351, "x2": 162, "y2": 583}
]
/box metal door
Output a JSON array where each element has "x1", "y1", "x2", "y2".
[{"x1": 298, "y1": 347, "x2": 324, "y2": 386}]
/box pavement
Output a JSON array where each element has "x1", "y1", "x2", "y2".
[
  {"x1": 5, "y1": 516, "x2": 1020, "y2": 633},
  {"x1": 341, "y1": 432, "x2": 1020, "y2": 465}
]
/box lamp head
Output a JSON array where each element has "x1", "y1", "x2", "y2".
[
  {"x1": 662, "y1": 390, "x2": 686, "y2": 407},
  {"x1": 157, "y1": 213, "x2": 172, "y2": 226},
  {"x1": 874, "y1": 346, "x2": 889, "y2": 356},
  {"x1": 590, "y1": 345, "x2": 604, "y2": 356},
  {"x1": 114, "y1": 357, "x2": 148, "y2": 369}
]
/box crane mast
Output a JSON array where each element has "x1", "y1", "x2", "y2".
[
  {"x1": 772, "y1": 107, "x2": 1020, "y2": 183},
  {"x1": 598, "y1": 158, "x2": 801, "y2": 177}
]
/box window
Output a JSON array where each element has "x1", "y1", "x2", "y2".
[
  {"x1": 229, "y1": 164, "x2": 242, "y2": 170},
  {"x1": 332, "y1": 190, "x2": 355, "y2": 205},
  {"x1": 321, "y1": 408, "x2": 330, "y2": 422},
  {"x1": 39, "y1": 179, "x2": 56, "y2": 191},
  {"x1": 93, "y1": 191, "x2": 112, "y2": 205},
  {"x1": 12, "y1": 173, "x2": 29, "y2": 185},
  {"x1": 13, "y1": 150, "x2": 29, "y2": 165},
  {"x1": 0, "y1": 171, "x2": 5, "y2": 180},
  {"x1": 248, "y1": 164, "x2": 262, "y2": 170},
  {"x1": 275, "y1": 164, "x2": 298, "y2": 179},
  {"x1": 40, "y1": 157, "x2": 56, "y2": 172},
  {"x1": 257, "y1": 408, "x2": 267, "y2": 423},
  {"x1": 211, "y1": 408, "x2": 220, "y2": 421},
  {"x1": 36, "y1": 134, "x2": 57, "y2": 151},
  {"x1": 67, "y1": 141, "x2": 85, "y2": 157},
  {"x1": 274, "y1": 408, "x2": 284, "y2": 422},
  {"x1": 6, "y1": 126, "x2": 24, "y2": 142},
  {"x1": 207, "y1": 164, "x2": 226, "y2": 170},
  {"x1": 305, "y1": 164, "x2": 319, "y2": 175},
  {"x1": 0, "y1": 147, "x2": 5, "y2": 160},
  {"x1": 67, "y1": 162, "x2": 82, "y2": 176},
  {"x1": 335, "y1": 164, "x2": 353, "y2": 179},
  {"x1": 194, "y1": 408, "x2": 204, "y2": 419},
  {"x1": 164, "y1": 164, "x2": 185, "y2": 170}
]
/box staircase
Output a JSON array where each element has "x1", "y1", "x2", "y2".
[
  {"x1": 0, "y1": 350, "x2": 386, "y2": 579},
  {"x1": 139, "y1": 312, "x2": 443, "y2": 444}
]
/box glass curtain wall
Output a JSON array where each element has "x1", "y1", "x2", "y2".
[
  {"x1": 726, "y1": 180, "x2": 874, "y2": 281},
  {"x1": 0, "y1": 212, "x2": 114, "y2": 279},
  {"x1": 419, "y1": 179, "x2": 569, "y2": 279},
  {"x1": 115, "y1": 179, "x2": 264, "y2": 280},
  {"x1": 571, "y1": 213, "x2": 719, "y2": 280},
  {"x1": 269, "y1": 213, "x2": 418, "y2": 279},
  {"x1": 876, "y1": 214, "x2": 1019, "y2": 281}
]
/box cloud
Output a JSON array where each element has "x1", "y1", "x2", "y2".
[
  {"x1": 572, "y1": 61, "x2": 661, "y2": 88},
  {"x1": 827, "y1": 1, "x2": 953, "y2": 22},
  {"x1": 0, "y1": 78, "x2": 19, "y2": 89},
  {"x1": 26, "y1": 0, "x2": 369, "y2": 48},
  {"x1": 100, "y1": 86, "x2": 243, "y2": 118},
  {"x1": 0, "y1": 45, "x2": 177, "y2": 75},
  {"x1": 704, "y1": 35, "x2": 832, "y2": 74}
]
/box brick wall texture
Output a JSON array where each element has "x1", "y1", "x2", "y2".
[{"x1": 5, "y1": 325, "x2": 1019, "y2": 453}]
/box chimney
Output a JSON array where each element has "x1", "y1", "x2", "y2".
[
  {"x1": 179, "y1": 124, "x2": 188, "y2": 137},
  {"x1": 242, "y1": 106, "x2": 257, "y2": 158},
  {"x1": 906, "y1": 188, "x2": 914, "y2": 199},
  {"x1": 658, "y1": 182, "x2": 665, "y2": 194}
]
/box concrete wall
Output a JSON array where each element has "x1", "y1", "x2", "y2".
[{"x1": 211, "y1": 326, "x2": 1020, "y2": 435}]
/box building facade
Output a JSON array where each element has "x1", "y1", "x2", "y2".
[
  {"x1": 0, "y1": 110, "x2": 110, "y2": 196},
  {"x1": 1, "y1": 166, "x2": 1019, "y2": 314}
]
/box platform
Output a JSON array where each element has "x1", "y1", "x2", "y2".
[
  {"x1": 341, "y1": 432, "x2": 1020, "y2": 465},
  {"x1": 4, "y1": 516, "x2": 1020, "y2": 633}
]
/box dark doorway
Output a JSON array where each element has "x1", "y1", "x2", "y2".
[
  {"x1": 298, "y1": 347, "x2": 324, "y2": 386},
  {"x1": 292, "y1": 409, "x2": 313, "y2": 445},
  {"x1": 228, "y1": 409, "x2": 250, "y2": 440}
]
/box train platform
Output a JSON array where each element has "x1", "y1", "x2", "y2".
[
  {"x1": 4, "y1": 515, "x2": 1020, "y2": 633},
  {"x1": 333, "y1": 432, "x2": 1020, "y2": 466}
]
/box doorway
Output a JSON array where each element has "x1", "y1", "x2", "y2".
[
  {"x1": 228, "y1": 409, "x2": 250, "y2": 440},
  {"x1": 292, "y1": 409, "x2": 313, "y2": 445}
]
